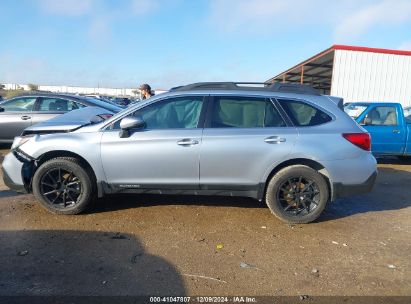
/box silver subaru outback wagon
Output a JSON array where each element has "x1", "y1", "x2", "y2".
[{"x1": 2, "y1": 82, "x2": 377, "y2": 223}]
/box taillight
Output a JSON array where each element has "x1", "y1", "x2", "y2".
[{"x1": 342, "y1": 133, "x2": 371, "y2": 151}]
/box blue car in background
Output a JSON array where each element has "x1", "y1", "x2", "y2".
[{"x1": 345, "y1": 102, "x2": 411, "y2": 157}]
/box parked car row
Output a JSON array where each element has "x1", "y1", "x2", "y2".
[
  {"x1": 0, "y1": 93, "x2": 122, "y2": 143},
  {"x1": 85, "y1": 95, "x2": 140, "y2": 107},
  {"x1": 2, "y1": 82, "x2": 377, "y2": 224}
]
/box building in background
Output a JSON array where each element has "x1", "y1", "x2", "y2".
[{"x1": 266, "y1": 45, "x2": 411, "y2": 107}]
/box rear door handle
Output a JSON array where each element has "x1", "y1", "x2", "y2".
[
  {"x1": 392, "y1": 129, "x2": 401, "y2": 134},
  {"x1": 177, "y1": 139, "x2": 199, "y2": 146},
  {"x1": 21, "y1": 115, "x2": 31, "y2": 120},
  {"x1": 264, "y1": 136, "x2": 286, "y2": 144}
]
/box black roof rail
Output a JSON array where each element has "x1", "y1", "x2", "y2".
[
  {"x1": 267, "y1": 82, "x2": 321, "y2": 96},
  {"x1": 170, "y1": 82, "x2": 267, "y2": 91},
  {"x1": 170, "y1": 82, "x2": 321, "y2": 95}
]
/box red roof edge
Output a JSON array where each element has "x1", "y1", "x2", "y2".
[{"x1": 333, "y1": 44, "x2": 411, "y2": 56}]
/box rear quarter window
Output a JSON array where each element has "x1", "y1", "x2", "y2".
[{"x1": 277, "y1": 98, "x2": 332, "y2": 126}]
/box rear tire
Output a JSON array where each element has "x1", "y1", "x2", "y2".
[
  {"x1": 265, "y1": 165, "x2": 329, "y2": 224},
  {"x1": 32, "y1": 157, "x2": 95, "y2": 215}
]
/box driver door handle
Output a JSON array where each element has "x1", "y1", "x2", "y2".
[
  {"x1": 177, "y1": 139, "x2": 199, "y2": 146},
  {"x1": 264, "y1": 136, "x2": 286, "y2": 144},
  {"x1": 392, "y1": 129, "x2": 400, "y2": 134},
  {"x1": 21, "y1": 115, "x2": 31, "y2": 120}
]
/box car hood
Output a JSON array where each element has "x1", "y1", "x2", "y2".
[{"x1": 22, "y1": 106, "x2": 114, "y2": 134}]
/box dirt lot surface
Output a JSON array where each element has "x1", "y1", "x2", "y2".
[{"x1": 0, "y1": 146, "x2": 410, "y2": 298}]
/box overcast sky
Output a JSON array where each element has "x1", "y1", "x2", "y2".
[{"x1": 1, "y1": 0, "x2": 411, "y2": 89}]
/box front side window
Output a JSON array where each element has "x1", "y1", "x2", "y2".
[
  {"x1": 0, "y1": 97, "x2": 36, "y2": 112},
  {"x1": 37, "y1": 98, "x2": 80, "y2": 112},
  {"x1": 362, "y1": 106, "x2": 398, "y2": 126},
  {"x1": 210, "y1": 97, "x2": 285, "y2": 128},
  {"x1": 277, "y1": 99, "x2": 332, "y2": 126},
  {"x1": 113, "y1": 96, "x2": 204, "y2": 130}
]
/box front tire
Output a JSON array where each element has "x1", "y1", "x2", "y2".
[
  {"x1": 265, "y1": 165, "x2": 329, "y2": 224},
  {"x1": 32, "y1": 157, "x2": 95, "y2": 215}
]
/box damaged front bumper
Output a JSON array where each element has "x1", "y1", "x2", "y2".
[{"x1": 2, "y1": 149, "x2": 36, "y2": 193}]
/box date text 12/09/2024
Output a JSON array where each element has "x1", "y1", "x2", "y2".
[{"x1": 149, "y1": 297, "x2": 257, "y2": 303}]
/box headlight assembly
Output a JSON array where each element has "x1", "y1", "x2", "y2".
[{"x1": 11, "y1": 135, "x2": 35, "y2": 150}]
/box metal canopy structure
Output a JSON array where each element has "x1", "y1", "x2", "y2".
[
  {"x1": 265, "y1": 46, "x2": 335, "y2": 94},
  {"x1": 265, "y1": 45, "x2": 411, "y2": 96}
]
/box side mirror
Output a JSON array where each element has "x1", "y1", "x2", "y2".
[
  {"x1": 0, "y1": 107, "x2": 4, "y2": 113},
  {"x1": 119, "y1": 116, "x2": 145, "y2": 138}
]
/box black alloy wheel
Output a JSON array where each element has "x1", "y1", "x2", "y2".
[
  {"x1": 40, "y1": 168, "x2": 82, "y2": 209},
  {"x1": 33, "y1": 157, "x2": 95, "y2": 215},
  {"x1": 277, "y1": 176, "x2": 320, "y2": 216},
  {"x1": 265, "y1": 165, "x2": 329, "y2": 224}
]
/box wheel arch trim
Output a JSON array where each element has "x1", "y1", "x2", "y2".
[
  {"x1": 34, "y1": 150, "x2": 102, "y2": 197},
  {"x1": 259, "y1": 158, "x2": 333, "y2": 201}
]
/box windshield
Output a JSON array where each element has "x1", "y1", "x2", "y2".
[
  {"x1": 344, "y1": 104, "x2": 368, "y2": 119},
  {"x1": 84, "y1": 97, "x2": 122, "y2": 113}
]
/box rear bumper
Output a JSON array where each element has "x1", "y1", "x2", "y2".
[{"x1": 332, "y1": 170, "x2": 377, "y2": 200}]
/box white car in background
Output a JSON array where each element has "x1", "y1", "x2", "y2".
[{"x1": 403, "y1": 106, "x2": 411, "y2": 117}]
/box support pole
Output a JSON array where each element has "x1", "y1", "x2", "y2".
[{"x1": 301, "y1": 66, "x2": 304, "y2": 84}]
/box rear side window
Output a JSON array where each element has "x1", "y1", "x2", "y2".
[
  {"x1": 277, "y1": 99, "x2": 332, "y2": 126},
  {"x1": 210, "y1": 97, "x2": 285, "y2": 128}
]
